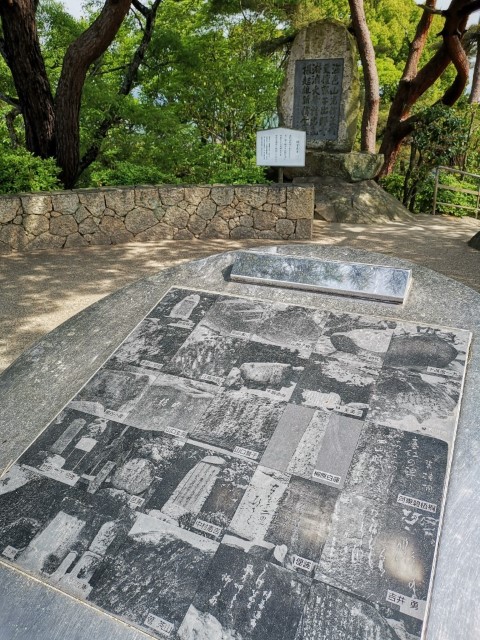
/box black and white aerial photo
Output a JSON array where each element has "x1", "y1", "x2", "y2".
[{"x1": 0, "y1": 287, "x2": 472, "y2": 639}]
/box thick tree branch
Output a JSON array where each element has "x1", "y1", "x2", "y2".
[
  {"x1": 256, "y1": 33, "x2": 296, "y2": 56},
  {"x1": 0, "y1": 91, "x2": 20, "y2": 107},
  {"x1": 460, "y1": 0, "x2": 480, "y2": 15},
  {"x1": 379, "y1": 0, "x2": 475, "y2": 177},
  {"x1": 420, "y1": 4, "x2": 445, "y2": 16},
  {"x1": 0, "y1": 38, "x2": 7, "y2": 63},
  {"x1": 404, "y1": 0, "x2": 437, "y2": 80},
  {"x1": 0, "y1": 0, "x2": 56, "y2": 157},
  {"x1": 131, "y1": 0, "x2": 149, "y2": 18},
  {"x1": 78, "y1": 0, "x2": 163, "y2": 177},
  {"x1": 441, "y1": 34, "x2": 470, "y2": 104},
  {"x1": 5, "y1": 107, "x2": 20, "y2": 147},
  {"x1": 55, "y1": 0, "x2": 133, "y2": 187},
  {"x1": 348, "y1": 0, "x2": 380, "y2": 153}
]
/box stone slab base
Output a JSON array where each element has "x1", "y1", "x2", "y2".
[
  {"x1": 468, "y1": 230, "x2": 480, "y2": 250},
  {"x1": 293, "y1": 176, "x2": 413, "y2": 223},
  {"x1": 285, "y1": 151, "x2": 383, "y2": 182}
]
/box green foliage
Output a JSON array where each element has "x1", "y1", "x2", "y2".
[
  {"x1": 0, "y1": 147, "x2": 61, "y2": 194},
  {"x1": 80, "y1": 0, "x2": 282, "y2": 186},
  {"x1": 432, "y1": 172, "x2": 480, "y2": 217},
  {"x1": 0, "y1": 0, "x2": 476, "y2": 197},
  {"x1": 379, "y1": 171, "x2": 404, "y2": 202},
  {"x1": 381, "y1": 103, "x2": 479, "y2": 216}
]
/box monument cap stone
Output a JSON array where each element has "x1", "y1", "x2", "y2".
[{"x1": 278, "y1": 20, "x2": 360, "y2": 152}]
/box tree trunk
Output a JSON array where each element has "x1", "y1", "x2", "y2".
[
  {"x1": 378, "y1": 0, "x2": 438, "y2": 176},
  {"x1": 379, "y1": 0, "x2": 474, "y2": 178},
  {"x1": 348, "y1": 0, "x2": 380, "y2": 153},
  {"x1": 0, "y1": 0, "x2": 56, "y2": 158},
  {"x1": 469, "y1": 22, "x2": 480, "y2": 102},
  {"x1": 55, "y1": 0, "x2": 132, "y2": 188}
]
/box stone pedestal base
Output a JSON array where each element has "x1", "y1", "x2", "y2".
[
  {"x1": 468, "y1": 231, "x2": 480, "y2": 250},
  {"x1": 293, "y1": 176, "x2": 413, "y2": 223},
  {"x1": 285, "y1": 151, "x2": 383, "y2": 183}
]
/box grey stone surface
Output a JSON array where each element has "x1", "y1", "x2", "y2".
[
  {"x1": 239, "y1": 215, "x2": 254, "y2": 228},
  {"x1": 287, "y1": 186, "x2": 315, "y2": 220},
  {"x1": 104, "y1": 189, "x2": 135, "y2": 215},
  {"x1": 0, "y1": 565, "x2": 148, "y2": 640},
  {"x1": 24, "y1": 214, "x2": 49, "y2": 236},
  {"x1": 218, "y1": 206, "x2": 237, "y2": 220},
  {"x1": 279, "y1": 20, "x2": 360, "y2": 153},
  {"x1": 50, "y1": 215, "x2": 78, "y2": 237},
  {"x1": 295, "y1": 219, "x2": 313, "y2": 239},
  {"x1": 253, "y1": 210, "x2": 276, "y2": 230},
  {"x1": 276, "y1": 218, "x2": 295, "y2": 238},
  {"x1": 286, "y1": 151, "x2": 384, "y2": 182},
  {"x1": 0, "y1": 225, "x2": 31, "y2": 250},
  {"x1": 196, "y1": 199, "x2": 217, "y2": 220},
  {"x1": 267, "y1": 187, "x2": 287, "y2": 205},
  {"x1": 52, "y1": 193, "x2": 80, "y2": 215},
  {"x1": 230, "y1": 226, "x2": 256, "y2": 239},
  {"x1": 124, "y1": 207, "x2": 157, "y2": 234},
  {"x1": 211, "y1": 186, "x2": 235, "y2": 206},
  {"x1": 0, "y1": 246, "x2": 478, "y2": 640},
  {"x1": 0, "y1": 284, "x2": 466, "y2": 640},
  {"x1": 64, "y1": 233, "x2": 89, "y2": 248},
  {"x1": 134, "y1": 187, "x2": 159, "y2": 210},
  {"x1": 28, "y1": 232, "x2": 65, "y2": 250},
  {"x1": 468, "y1": 230, "x2": 480, "y2": 250},
  {"x1": 78, "y1": 192, "x2": 106, "y2": 217},
  {"x1": 0, "y1": 185, "x2": 314, "y2": 251},
  {"x1": 78, "y1": 217, "x2": 99, "y2": 235},
  {"x1": 236, "y1": 186, "x2": 268, "y2": 208},
  {"x1": 135, "y1": 223, "x2": 174, "y2": 241},
  {"x1": 21, "y1": 194, "x2": 52, "y2": 216},
  {"x1": 296, "y1": 176, "x2": 413, "y2": 223},
  {"x1": 83, "y1": 231, "x2": 111, "y2": 246},
  {"x1": 160, "y1": 187, "x2": 185, "y2": 206},
  {"x1": 99, "y1": 217, "x2": 134, "y2": 244},
  {"x1": 201, "y1": 216, "x2": 230, "y2": 238},
  {"x1": 74, "y1": 205, "x2": 91, "y2": 224},
  {"x1": 0, "y1": 197, "x2": 20, "y2": 224},
  {"x1": 187, "y1": 214, "x2": 207, "y2": 236},
  {"x1": 184, "y1": 186, "x2": 210, "y2": 206},
  {"x1": 163, "y1": 206, "x2": 189, "y2": 229},
  {"x1": 174, "y1": 229, "x2": 194, "y2": 240}
]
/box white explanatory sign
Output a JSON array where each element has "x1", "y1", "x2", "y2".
[{"x1": 256, "y1": 127, "x2": 306, "y2": 167}]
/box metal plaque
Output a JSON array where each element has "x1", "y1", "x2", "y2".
[{"x1": 230, "y1": 252, "x2": 412, "y2": 304}]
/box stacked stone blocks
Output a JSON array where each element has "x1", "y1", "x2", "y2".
[{"x1": 0, "y1": 184, "x2": 314, "y2": 252}]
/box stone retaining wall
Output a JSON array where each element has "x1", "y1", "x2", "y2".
[{"x1": 0, "y1": 184, "x2": 314, "y2": 252}]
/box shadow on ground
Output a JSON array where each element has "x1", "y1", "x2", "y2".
[{"x1": 1, "y1": 214, "x2": 478, "y2": 372}]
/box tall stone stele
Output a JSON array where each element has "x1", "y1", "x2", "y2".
[{"x1": 278, "y1": 20, "x2": 383, "y2": 182}]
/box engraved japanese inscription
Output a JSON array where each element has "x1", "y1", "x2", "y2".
[
  {"x1": 293, "y1": 58, "x2": 344, "y2": 141},
  {"x1": 0, "y1": 288, "x2": 471, "y2": 640}
]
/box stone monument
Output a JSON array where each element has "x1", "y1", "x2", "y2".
[
  {"x1": 279, "y1": 20, "x2": 360, "y2": 156},
  {"x1": 278, "y1": 20, "x2": 412, "y2": 222}
]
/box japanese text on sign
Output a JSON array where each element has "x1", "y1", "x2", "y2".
[
  {"x1": 293, "y1": 58, "x2": 344, "y2": 141},
  {"x1": 256, "y1": 128, "x2": 306, "y2": 167}
]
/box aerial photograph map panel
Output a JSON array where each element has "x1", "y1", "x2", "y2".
[{"x1": 0, "y1": 287, "x2": 472, "y2": 640}]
